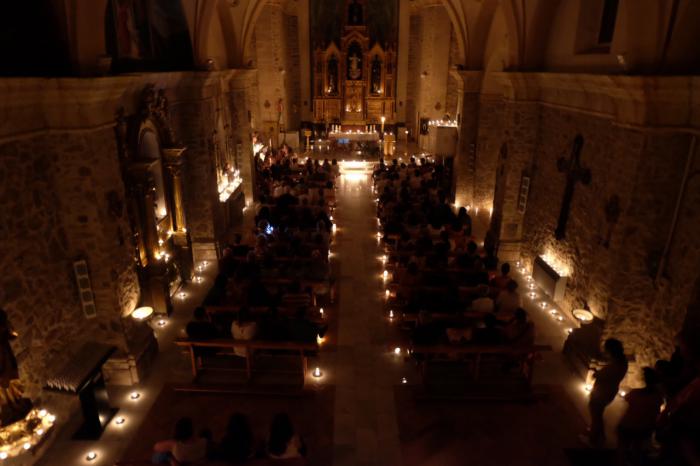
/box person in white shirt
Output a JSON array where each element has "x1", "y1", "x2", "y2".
[
  {"x1": 153, "y1": 417, "x2": 208, "y2": 465},
  {"x1": 495, "y1": 280, "x2": 522, "y2": 322},
  {"x1": 231, "y1": 308, "x2": 257, "y2": 358},
  {"x1": 471, "y1": 285, "x2": 495, "y2": 313}
]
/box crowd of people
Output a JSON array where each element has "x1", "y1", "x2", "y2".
[
  {"x1": 152, "y1": 413, "x2": 306, "y2": 465},
  {"x1": 374, "y1": 157, "x2": 535, "y2": 349},
  {"x1": 580, "y1": 329, "x2": 700, "y2": 466},
  {"x1": 184, "y1": 155, "x2": 337, "y2": 350}
]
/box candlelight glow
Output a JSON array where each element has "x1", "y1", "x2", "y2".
[
  {"x1": 129, "y1": 391, "x2": 141, "y2": 400},
  {"x1": 86, "y1": 451, "x2": 97, "y2": 461},
  {"x1": 313, "y1": 367, "x2": 322, "y2": 378},
  {"x1": 541, "y1": 250, "x2": 571, "y2": 277},
  {"x1": 131, "y1": 306, "x2": 154, "y2": 321},
  {"x1": 394, "y1": 347, "x2": 401, "y2": 355}
]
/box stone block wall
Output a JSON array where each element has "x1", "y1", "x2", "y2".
[
  {"x1": 473, "y1": 95, "x2": 504, "y2": 208},
  {"x1": 416, "y1": 6, "x2": 452, "y2": 120},
  {"x1": 405, "y1": 14, "x2": 422, "y2": 135},
  {"x1": 284, "y1": 12, "x2": 302, "y2": 130},
  {"x1": 251, "y1": 3, "x2": 301, "y2": 132},
  {"x1": 0, "y1": 130, "x2": 138, "y2": 416}
]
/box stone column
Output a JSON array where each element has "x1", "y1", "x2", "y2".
[
  {"x1": 163, "y1": 147, "x2": 194, "y2": 281},
  {"x1": 127, "y1": 162, "x2": 172, "y2": 316},
  {"x1": 395, "y1": 0, "x2": 410, "y2": 123},
  {"x1": 452, "y1": 71, "x2": 483, "y2": 207},
  {"x1": 297, "y1": 0, "x2": 312, "y2": 123},
  {"x1": 228, "y1": 71, "x2": 258, "y2": 205}
]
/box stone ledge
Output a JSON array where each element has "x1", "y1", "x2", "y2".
[{"x1": 0, "y1": 69, "x2": 257, "y2": 139}]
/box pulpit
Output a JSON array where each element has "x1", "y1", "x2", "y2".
[{"x1": 45, "y1": 342, "x2": 117, "y2": 439}]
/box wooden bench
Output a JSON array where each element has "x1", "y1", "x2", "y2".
[
  {"x1": 205, "y1": 306, "x2": 324, "y2": 324},
  {"x1": 409, "y1": 343, "x2": 552, "y2": 399},
  {"x1": 175, "y1": 339, "x2": 318, "y2": 388}
]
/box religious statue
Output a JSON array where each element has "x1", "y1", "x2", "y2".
[
  {"x1": 348, "y1": 53, "x2": 362, "y2": 80},
  {"x1": 348, "y1": 0, "x2": 363, "y2": 25},
  {"x1": 371, "y1": 56, "x2": 382, "y2": 94},
  {"x1": 0, "y1": 309, "x2": 32, "y2": 427},
  {"x1": 327, "y1": 57, "x2": 338, "y2": 94}
]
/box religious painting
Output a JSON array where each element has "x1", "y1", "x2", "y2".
[
  {"x1": 420, "y1": 118, "x2": 430, "y2": 135},
  {"x1": 108, "y1": 0, "x2": 193, "y2": 70},
  {"x1": 111, "y1": 0, "x2": 149, "y2": 59}
]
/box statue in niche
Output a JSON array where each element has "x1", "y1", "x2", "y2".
[
  {"x1": 0, "y1": 309, "x2": 32, "y2": 427},
  {"x1": 348, "y1": 53, "x2": 362, "y2": 80},
  {"x1": 371, "y1": 55, "x2": 382, "y2": 94},
  {"x1": 327, "y1": 57, "x2": 339, "y2": 94},
  {"x1": 348, "y1": 0, "x2": 363, "y2": 25}
]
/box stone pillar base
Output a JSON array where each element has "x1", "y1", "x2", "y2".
[
  {"x1": 103, "y1": 333, "x2": 159, "y2": 386},
  {"x1": 498, "y1": 239, "x2": 522, "y2": 263}
]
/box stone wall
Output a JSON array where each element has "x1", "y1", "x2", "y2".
[
  {"x1": 469, "y1": 74, "x2": 700, "y2": 371},
  {"x1": 284, "y1": 12, "x2": 302, "y2": 130},
  {"x1": 0, "y1": 129, "x2": 138, "y2": 417},
  {"x1": 251, "y1": 4, "x2": 301, "y2": 132},
  {"x1": 405, "y1": 14, "x2": 422, "y2": 136}
]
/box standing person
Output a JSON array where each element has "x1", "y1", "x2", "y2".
[
  {"x1": 616, "y1": 367, "x2": 664, "y2": 465},
  {"x1": 583, "y1": 338, "x2": 629, "y2": 447}
]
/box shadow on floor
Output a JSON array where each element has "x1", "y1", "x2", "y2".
[{"x1": 394, "y1": 384, "x2": 587, "y2": 466}]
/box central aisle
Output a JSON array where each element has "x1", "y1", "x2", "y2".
[{"x1": 328, "y1": 169, "x2": 404, "y2": 466}]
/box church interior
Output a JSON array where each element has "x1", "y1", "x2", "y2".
[{"x1": 1, "y1": 0, "x2": 699, "y2": 465}]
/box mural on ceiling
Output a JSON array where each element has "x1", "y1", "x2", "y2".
[{"x1": 311, "y1": 0, "x2": 398, "y2": 47}]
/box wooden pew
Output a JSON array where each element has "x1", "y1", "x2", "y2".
[
  {"x1": 409, "y1": 343, "x2": 552, "y2": 399},
  {"x1": 175, "y1": 339, "x2": 318, "y2": 388}
]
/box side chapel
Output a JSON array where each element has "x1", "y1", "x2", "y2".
[{"x1": 312, "y1": 0, "x2": 396, "y2": 128}]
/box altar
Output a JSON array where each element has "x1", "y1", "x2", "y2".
[{"x1": 328, "y1": 130, "x2": 380, "y2": 142}]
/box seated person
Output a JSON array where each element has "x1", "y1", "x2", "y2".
[
  {"x1": 231, "y1": 233, "x2": 252, "y2": 257},
  {"x1": 495, "y1": 280, "x2": 521, "y2": 322},
  {"x1": 490, "y1": 262, "x2": 511, "y2": 291},
  {"x1": 186, "y1": 307, "x2": 218, "y2": 340},
  {"x1": 287, "y1": 308, "x2": 327, "y2": 344},
  {"x1": 268, "y1": 413, "x2": 306, "y2": 460},
  {"x1": 280, "y1": 281, "x2": 312, "y2": 309},
  {"x1": 471, "y1": 285, "x2": 495, "y2": 313},
  {"x1": 231, "y1": 308, "x2": 258, "y2": 358},
  {"x1": 503, "y1": 308, "x2": 535, "y2": 346},
  {"x1": 473, "y1": 313, "x2": 504, "y2": 345},
  {"x1": 217, "y1": 413, "x2": 255, "y2": 464},
  {"x1": 412, "y1": 311, "x2": 446, "y2": 346},
  {"x1": 153, "y1": 417, "x2": 209, "y2": 465}
]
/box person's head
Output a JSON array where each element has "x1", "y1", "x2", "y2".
[
  {"x1": 467, "y1": 241, "x2": 477, "y2": 254},
  {"x1": 604, "y1": 338, "x2": 625, "y2": 360},
  {"x1": 500, "y1": 263, "x2": 511, "y2": 276},
  {"x1": 514, "y1": 308, "x2": 527, "y2": 323},
  {"x1": 268, "y1": 413, "x2": 295, "y2": 456},
  {"x1": 641, "y1": 367, "x2": 658, "y2": 388},
  {"x1": 483, "y1": 313, "x2": 498, "y2": 328},
  {"x1": 193, "y1": 306, "x2": 207, "y2": 321},
  {"x1": 506, "y1": 280, "x2": 518, "y2": 293},
  {"x1": 234, "y1": 233, "x2": 242, "y2": 245},
  {"x1": 174, "y1": 417, "x2": 194, "y2": 442}
]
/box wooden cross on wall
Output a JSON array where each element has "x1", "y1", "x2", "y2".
[{"x1": 555, "y1": 134, "x2": 591, "y2": 240}]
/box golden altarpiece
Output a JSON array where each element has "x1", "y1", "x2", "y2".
[{"x1": 313, "y1": 0, "x2": 396, "y2": 128}]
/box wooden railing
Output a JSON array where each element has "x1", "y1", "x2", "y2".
[{"x1": 175, "y1": 339, "x2": 318, "y2": 387}]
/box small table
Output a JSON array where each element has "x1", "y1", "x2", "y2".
[{"x1": 45, "y1": 342, "x2": 117, "y2": 439}]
